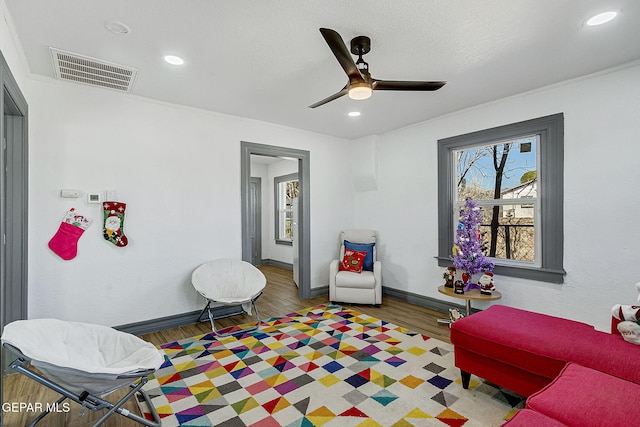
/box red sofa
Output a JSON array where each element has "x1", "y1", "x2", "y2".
[
  {"x1": 450, "y1": 305, "x2": 640, "y2": 425},
  {"x1": 450, "y1": 304, "x2": 640, "y2": 396}
]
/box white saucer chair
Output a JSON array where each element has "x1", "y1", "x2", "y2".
[
  {"x1": 1, "y1": 318, "x2": 163, "y2": 427},
  {"x1": 192, "y1": 259, "x2": 266, "y2": 337},
  {"x1": 329, "y1": 229, "x2": 382, "y2": 305}
]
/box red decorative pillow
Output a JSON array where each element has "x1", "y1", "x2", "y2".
[{"x1": 339, "y1": 250, "x2": 367, "y2": 273}]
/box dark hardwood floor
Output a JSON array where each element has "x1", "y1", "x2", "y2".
[{"x1": 2, "y1": 265, "x2": 450, "y2": 426}]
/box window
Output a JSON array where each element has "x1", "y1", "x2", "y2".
[
  {"x1": 274, "y1": 173, "x2": 299, "y2": 245},
  {"x1": 438, "y1": 114, "x2": 565, "y2": 283},
  {"x1": 456, "y1": 136, "x2": 538, "y2": 264}
]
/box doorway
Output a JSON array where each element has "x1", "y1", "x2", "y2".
[{"x1": 241, "y1": 141, "x2": 311, "y2": 299}]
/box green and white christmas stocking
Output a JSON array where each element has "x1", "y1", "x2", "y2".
[{"x1": 103, "y1": 201, "x2": 128, "y2": 247}]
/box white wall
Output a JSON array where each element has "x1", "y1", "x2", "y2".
[
  {"x1": 0, "y1": 0, "x2": 28, "y2": 94},
  {"x1": 27, "y1": 77, "x2": 355, "y2": 326},
  {"x1": 26, "y1": 63, "x2": 640, "y2": 331},
  {"x1": 355, "y1": 63, "x2": 640, "y2": 331}
]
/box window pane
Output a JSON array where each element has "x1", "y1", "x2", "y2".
[
  {"x1": 286, "y1": 180, "x2": 299, "y2": 206},
  {"x1": 278, "y1": 182, "x2": 287, "y2": 209},
  {"x1": 456, "y1": 137, "x2": 537, "y2": 202},
  {"x1": 472, "y1": 204, "x2": 536, "y2": 262},
  {"x1": 279, "y1": 180, "x2": 298, "y2": 240},
  {"x1": 277, "y1": 211, "x2": 294, "y2": 240},
  {"x1": 284, "y1": 211, "x2": 293, "y2": 239},
  {"x1": 274, "y1": 173, "x2": 299, "y2": 244}
]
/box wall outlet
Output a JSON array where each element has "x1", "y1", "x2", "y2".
[{"x1": 60, "y1": 189, "x2": 79, "y2": 198}]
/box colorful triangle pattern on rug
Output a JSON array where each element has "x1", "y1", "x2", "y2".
[{"x1": 137, "y1": 305, "x2": 523, "y2": 426}]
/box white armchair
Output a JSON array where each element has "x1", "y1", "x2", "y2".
[{"x1": 329, "y1": 229, "x2": 382, "y2": 305}]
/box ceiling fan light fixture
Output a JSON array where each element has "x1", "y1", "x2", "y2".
[{"x1": 348, "y1": 83, "x2": 372, "y2": 100}]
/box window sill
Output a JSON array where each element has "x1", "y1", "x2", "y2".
[{"x1": 436, "y1": 256, "x2": 565, "y2": 284}]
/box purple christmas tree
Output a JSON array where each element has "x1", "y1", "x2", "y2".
[{"x1": 453, "y1": 198, "x2": 494, "y2": 275}]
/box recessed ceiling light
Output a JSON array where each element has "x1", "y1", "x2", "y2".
[
  {"x1": 163, "y1": 55, "x2": 184, "y2": 65},
  {"x1": 585, "y1": 11, "x2": 618, "y2": 26},
  {"x1": 348, "y1": 111, "x2": 361, "y2": 117},
  {"x1": 105, "y1": 20, "x2": 130, "y2": 35}
]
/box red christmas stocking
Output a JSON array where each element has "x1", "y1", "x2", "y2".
[
  {"x1": 103, "y1": 201, "x2": 128, "y2": 247},
  {"x1": 48, "y1": 208, "x2": 92, "y2": 260}
]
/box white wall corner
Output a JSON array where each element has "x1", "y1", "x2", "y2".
[
  {"x1": 350, "y1": 135, "x2": 379, "y2": 192},
  {"x1": 0, "y1": 0, "x2": 31, "y2": 93}
]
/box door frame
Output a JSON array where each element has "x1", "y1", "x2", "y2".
[
  {"x1": 241, "y1": 141, "x2": 311, "y2": 299},
  {"x1": 1, "y1": 50, "x2": 29, "y2": 411},
  {"x1": 249, "y1": 177, "x2": 262, "y2": 265}
]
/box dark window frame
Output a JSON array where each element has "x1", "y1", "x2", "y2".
[{"x1": 437, "y1": 113, "x2": 565, "y2": 283}]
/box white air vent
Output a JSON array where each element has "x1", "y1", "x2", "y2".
[{"x1": 50, "y1": 47, "x2": 138, "y2": 93}]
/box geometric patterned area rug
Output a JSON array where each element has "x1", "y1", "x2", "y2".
[{"x1": 137, "y1": 305, "x2": 524, "y2": 426}]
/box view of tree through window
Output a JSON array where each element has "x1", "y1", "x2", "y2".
[{"x1": 455, "y1": 136, "x2": 538, "y2": 264}]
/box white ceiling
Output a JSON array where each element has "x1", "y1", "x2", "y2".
[{"x1": 6, "y1": 0, "x2": 640, "y2": 139}]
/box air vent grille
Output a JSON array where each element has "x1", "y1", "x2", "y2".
[{"x1": 50, "y1": 48, "x2": 138, "y2": 92}]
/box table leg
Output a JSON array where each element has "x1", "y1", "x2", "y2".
[{"x1": 465, "y1": 300, "x2": 471, "y2": 317}]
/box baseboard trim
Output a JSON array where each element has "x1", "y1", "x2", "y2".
[
  {"x1": 114, "y1": 311, "x2": 201, "y2": 335},
  {"x1": 260, "y1": 259, "x2": 293, "y2": 270},
  {"x1": 115, "y1": 286, "x2": 461, "y2": 336},
  {"x1": 382, "y1": 286, "x2": 470, "y2": 314},
  {"x1": 309, "y1": 285, "x2": 329, "y2": 298},
  {"x1": 114, "y1": 305, "x2": 244, "y2": 336},
  {"x1": 307, "y1": 285, "x2": 460, "y2": 313}
]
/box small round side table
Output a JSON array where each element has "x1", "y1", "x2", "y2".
[{"x1": 438, "y1": 285, "x2": 502, "y2": 317}]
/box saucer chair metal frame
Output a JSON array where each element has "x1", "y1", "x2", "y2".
[
  {"x1": 197, "y1": 292, "x2": 263, "y2": 337},
  {"x1": 3, "y1": 342, "x2": 161, "y2": 427}
]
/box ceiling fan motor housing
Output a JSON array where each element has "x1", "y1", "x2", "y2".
[{"x1": 350, "y1": 36, "x2": 371, "y2": 55}]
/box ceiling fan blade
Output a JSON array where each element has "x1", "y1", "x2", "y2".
[
  {"x1": 372, "y1": 79, "x2": 446, "y2": 91},
  {"x1": 319, "y1": 28, "x2": 364, "y2": 84},
  {"x1": 308, "y1": 86, "x2": 349, "y2": 108}
]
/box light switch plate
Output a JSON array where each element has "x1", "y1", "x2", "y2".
[{"x1": 60, "y1": 189, "x2": 79, "y2": 198}]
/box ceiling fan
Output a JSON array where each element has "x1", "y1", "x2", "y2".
[{"x1": 309, "y1": 28, "x2": 446, "y2": 108}]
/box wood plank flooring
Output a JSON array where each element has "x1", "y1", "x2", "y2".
[{"x1": 1, "y1": 265, "x2": 450, "y2": 426}]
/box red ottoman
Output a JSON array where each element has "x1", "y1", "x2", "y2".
[{"x1": 450, "y1": 304, "x2": 640, "y2": 396}]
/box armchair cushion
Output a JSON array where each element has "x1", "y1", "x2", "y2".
[
  {"x1": 339, "y1": 249, "x2": 367, "y2": 273},
  {"x1": 335, "y1": 270, "x2": 376, "y2": 288},
  {"x1": 344, "y1": 240, "x2": 375, "y2": 271}
]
